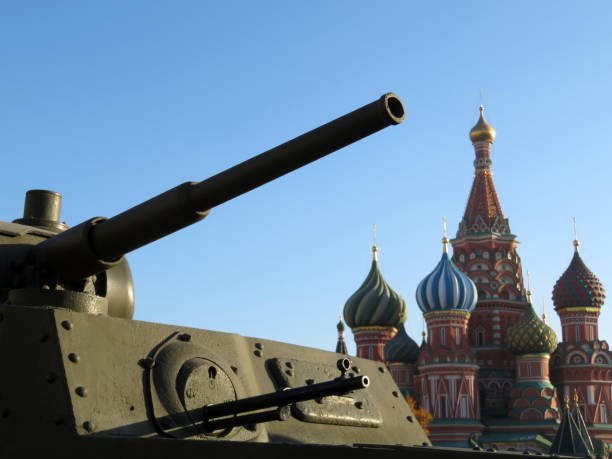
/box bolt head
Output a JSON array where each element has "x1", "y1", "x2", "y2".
[{"x1": 83, "y1": 421, "x2": 95, "y2": 432}]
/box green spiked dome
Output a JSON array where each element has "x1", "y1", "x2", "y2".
[
  {"x1": 506, "y1": 303, "x2": 558, "y2": 355},
  {"x1": 343, "y1": 245, "x2": 407, "y2": 329}
]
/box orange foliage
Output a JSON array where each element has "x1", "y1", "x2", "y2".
[{"x1": 406, "y1": 393, "x2": 433, "y2": 435}]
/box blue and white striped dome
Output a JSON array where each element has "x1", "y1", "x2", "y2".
[{"x1": 415, "y1": 251, "x2": 477, "y2": 314}]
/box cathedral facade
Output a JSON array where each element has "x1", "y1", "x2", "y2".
[{"x1": 340, "y1": 107, "x2": 611, "y2": 453}]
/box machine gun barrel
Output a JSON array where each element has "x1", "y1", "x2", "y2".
[
  {"x1": 33, "y1": 93, "x2": 404, "y2": 281},
  {"x1": 202, "y1": 375, "x2": 369, "y2": 421}
]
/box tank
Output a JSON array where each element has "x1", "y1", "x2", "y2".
[{"x1": 0, "y1": 93, "x2": 561, "y2": 458}]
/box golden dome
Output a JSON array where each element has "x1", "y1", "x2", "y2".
[{"x1": 469, "y1": 105, "x2": 496, "y2": 143}]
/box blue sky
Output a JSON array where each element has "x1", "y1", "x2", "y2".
[{"x1": 1, "y1": 2, "x2": 611, "y2": 354}]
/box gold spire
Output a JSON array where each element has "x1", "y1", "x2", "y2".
[
  {"x1": 526, "y1": 269, "x2": 532, "y2": 303},
  {"x1": 442, "y1": 216, "x2": 449, "y2": 254},
  {"x1": 469, "y1": 105, "x2": 496, "y2": 143},
  {"x1": 573, "y1": 216, "x2": 580, "y2": 253},
  {"x1": 372, "y1": 223, "x2": 378, "y2": 261},
  {"x1": 542, "y1": 297, "x2": 547, "y2": 323},
  {"x1": 573, "y1": 388, "x2": 579, "y2": 407},
  {"x1": 564, "y1": 394, "x2": 570, "y2": 411}
]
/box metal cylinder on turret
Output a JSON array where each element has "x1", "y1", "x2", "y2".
[{"x1": 13, "y1": 190, "x2": 68, "y2": 232}]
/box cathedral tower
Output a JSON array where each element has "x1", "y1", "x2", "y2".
[
  {"x1": 343, "y1": 242, "x2": 407, "y2": 361},
  {"x1": 450, "y1": 106, "x2": 527, "y2": 417},
  {"x1": 505, "y1": 290, "x2": 560, "y2": 439},
  {"x1": 415, "y1": 233, "x2": 483, "y2": 445},
  {"x1": 550, "y1": 237, "x2": 612, "y2": 444}
]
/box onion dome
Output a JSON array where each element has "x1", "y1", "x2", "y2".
[
  {"x1": 335, "y1": 316, "x2": 348, "y2": 355},
  {"x1": 506, "y1": 303, "x2": 558, "y2": 355},
  {"x1": 415, "y1": 238, "x2": 477, "y2": 314},
  {"x1": 552, "y1": 243, "x2": 605, "y2": 310},
  {"x1": 343, "y1": 245, "x2": 407, "y2": 329},
  {"x1": 383, "y1": 324, "x2": 419, "y2": 363},
  {"x1": 469, "y1": 105, "x2": 496, "y2": 143}
]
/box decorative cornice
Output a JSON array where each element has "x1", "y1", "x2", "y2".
[
  {"x1": 353, "y1": 326, "x2": 398, "y2": 333},
  {"x1": 424, "y1": 310, "x2": 471, "y2": 318},
  {"x1": 519, "y1": 353, "x2": 551, "y2": 359},
  {"x1": 557, "y1": 307, "x2": 601, "y2": 314}
]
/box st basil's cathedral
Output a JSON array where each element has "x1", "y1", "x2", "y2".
[{"x1": 338, "y1": 107, "x2": 611, "y2": 454}]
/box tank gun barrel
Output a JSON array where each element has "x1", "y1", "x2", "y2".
[{"x1": 33, "y1": 93, "x2": 404, "y2": 281}]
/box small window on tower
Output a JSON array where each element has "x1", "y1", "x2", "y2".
[
  {"x1": 477, "y1": 330, "x2": 485, "y2": 346},
  {"x1": 439, "y1": 395, "x2": 447, "y2": 418},
  {"x1": 460, "y1": 395, "x2": 469, "y2": 418},
  {"x1": 601, "y1": 404, "x2": 608, "y2": 424},
  {"x1": 441, "y1": 327, "x2": 446, "y2": 346}
]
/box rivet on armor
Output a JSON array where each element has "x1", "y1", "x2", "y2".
[
  {"x1": 355, "y1": 401, "x2": 363, "y2": 409},
  {"x1": 68, "y1": 353, "x2": 80, "y2": 363},
  {"x1": 378, "y1": 366, "x2": 385, "y2": 373},
  {"x1": 75, "y1": 386, "x2": 87, "y2": 397},
  {"x1": 254, "y1": 342, "x2": 263, "y2": 350},
  {"x1": 39, "y1": 332, "x2": 49, "y2": 342},
  {"x1": 178, "y1": 333, "x2": 191, "y2": 342},
  {"x1": 46, "y1": 372, "x2": 56, "y2": 383},
  {"x1": 52, "y1": 415, "x2": 63, "y2": 425},
  {"x1": 61, "y1": 320, "x2": 73, "y2": 330},
  {"x1": 231, "y1": 365, "x2": 238, "y2": 374},
  {"x1": 254, "y1": 350, "x2": 262, "y2": 358},
  {"x1": 83, "y1": 421, "x2": 94, "y2": 432}
]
